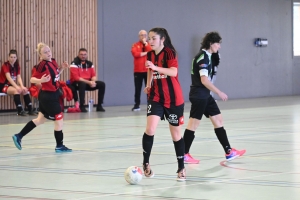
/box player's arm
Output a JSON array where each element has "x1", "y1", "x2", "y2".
[
  {"x1": 5, "y1": 72, "x2": 19, "y2": 88},
  {"x1": 200, "y1": 75, "x2": 227, "y2": 101},
  {"x1": 144, "y1": 68, "x2": 153, "y2": 94}
]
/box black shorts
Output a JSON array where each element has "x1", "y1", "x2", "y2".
[
  {"x1": 0, "y1": 83, "x2": 9, "y2": 93},
  {"x1": 189, "y1": 95, "x2": 221, "y2": 120},
  {"x1": 38, "y1": 90, "x2": 63, "y2": 121},
  {"x1": 147, "y1": 100, "x2": 184, "y2": 126}
]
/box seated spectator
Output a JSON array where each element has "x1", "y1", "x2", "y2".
[
  {"x1": 0, "y1": 49, "x2": 36, "y2": 116},
  {"x1": 69, "y1": 48, "x2": 106, "y2": 112}
]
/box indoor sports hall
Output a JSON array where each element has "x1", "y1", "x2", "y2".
[{"x1": 1, "y1": 0, "x2": 300, "y2": 199}]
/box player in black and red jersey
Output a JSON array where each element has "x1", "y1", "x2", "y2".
[
  {"x1": 12, "y1": 43, "x2": 72, "y2": 153},
  {"x1": 183, "y1": 32, "x2": 245, "y2": 164},
  {"x1": 142, "y1": 27, "x2": 186, "y2": 181},
  {"x1": 0, "y1": 50, "x2": 35, "y2": 116}
]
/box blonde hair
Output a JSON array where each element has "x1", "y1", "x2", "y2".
[{"x1": 36, "y1": 42, "x2": 48, "y2": 55}]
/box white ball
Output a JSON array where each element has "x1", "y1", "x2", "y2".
[{"x1": 124, "y1": 166, "x2": 143, "y2": 185}]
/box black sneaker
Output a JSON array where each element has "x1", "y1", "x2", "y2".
[
  {"x1": 55, "y1": 145, "x2": 72, "y2": 153},
  {"x1": 17, "y1": 110, "x2": 28, "y2": 116},
  {"x1": 143, "y1": 163, "x2": 154, "y2": 178},
  {"x1": 131, "y1": 105, "x2": 140, "y2": 111},
  {"x1": 28, "y1": 110, "x2": 38, "y2": 116},
  {"x1": 96, "y1": 105, "x2": 105, "y2": 112},
  {"x1": 12, "y1": 134, "x2": 22, "y2": 150},
  {"x1": 80, "y1": 106, "x2": 88, "y2": 112}
]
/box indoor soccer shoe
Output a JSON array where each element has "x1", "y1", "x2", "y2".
[
  {"x1": 55, "y1": 145, "x2": 72, "y2": 153},
  {"x1": 17, "y1": 110, "x2": 27, "y2": 116},
  {"x1": 184, "y1": 153, "x2": 200, "y2": 164},
  {"x1": 131, "y1": 104, "x2": 140, "y2": 111},
  {"x1": 177, "y1": 168, "x2": 186, "y2": 181},
  {"x1": 225, "y1": 148, "x2": 246, "y2": 161},
  {"x1": 143, "y1": 163, "x2": 154, "y2": 178},
  {"x1": 12, "y1": 134, "x2": 22, "y2": 150}
]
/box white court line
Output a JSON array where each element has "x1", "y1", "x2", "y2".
[
  {"x1": 0, "y1": 130, "x2": 296, "y2": 161},
  {"x1": 71, "y1": 171, "x2": 295, "y2": 200}
]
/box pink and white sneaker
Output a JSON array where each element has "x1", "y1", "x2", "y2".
[
  {"x1": 75, "y1": 101, "x2": 79, "y2": 109},
  {"x1": 184, "y1": 153, "x2": 200, "y2": 164},
  {"x1": 225, "y1": 148, "x2": 246, "y2": 161}
]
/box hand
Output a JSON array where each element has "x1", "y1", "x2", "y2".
[
  {"x1": 142, "y1": 38, "x2": 147, "y2": 45},
  {"x1": 21, "y1": 86, "x2": 28, "y2": 94},
  {"x1": 40, "y1": 74, "x2": 51, "y2": 83},
  {"x1": 89, "y1": 81, "x2": 96, "y2": 88},
  {"x1": 143, "y1": 86, "x2": 151, "y2": 94},
  {"x1": 145, "y1": 61, "x2": 156, "y2": 71},
  {"x1": 217, "y1": 91, "x2": 228, "y2": 101},
  {"x1": 15, "y1": 86, "x2": 22, "y2": 93},
  {"x1": 61, "y1": 61, "x2": 69, "y2": 69}
]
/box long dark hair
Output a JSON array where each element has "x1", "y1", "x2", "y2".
[
  {"x1": 8, "y1": 49, "x2": 19, "y2": 66},
  {"x1": 149, "y1": 27, "x2": 176, "y2": 54},
  {"x1": 200, "y1": 32, "x2": 222, "y2": 50},
  {"x1": 8, "y1": 49, "x2": 19, "y2": 75}
]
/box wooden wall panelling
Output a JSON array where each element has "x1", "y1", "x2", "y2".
[
  {"x1": 1, "y1": 0, "x2": 98, "y2": 111},
  {"x1": 0, "y1": 0, "x2": 25, "y2": 111}
]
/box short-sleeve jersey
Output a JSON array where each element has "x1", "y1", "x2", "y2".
[
  {"x1": 147, "y1": 47, "x2": 184, "y2": 108},
  {"x1": 0, "y1": 61, "x2": 20, "y2": 84},
  {"x1": 189, "y1": 49, "x2": 212, "y2": 99},
  {"x1": 33, "y1": 58, "x2": 60, "y2": 92}
]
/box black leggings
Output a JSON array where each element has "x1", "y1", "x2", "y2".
[{"x1": 68, "y1": 81, "x2": 105, "y2": 106}]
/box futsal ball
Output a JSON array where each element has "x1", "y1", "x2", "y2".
[{"x1": 124, "y1": 166, "x2": 143, "y2": 185}]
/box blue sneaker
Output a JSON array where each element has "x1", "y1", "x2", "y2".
[
  {"x1": 55, "y1": 145, "x2": 72, "y2": 153},
  {"x1": 225, "y1": 148, "x2": 246, "y2": 161},
  {"x1": 12, "y1": 134, "x2": 22, "y2": 150}
]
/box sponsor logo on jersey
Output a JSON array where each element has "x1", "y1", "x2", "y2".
[{"x1": 153, "y1": 71, "x2": 168, "y2": 79}]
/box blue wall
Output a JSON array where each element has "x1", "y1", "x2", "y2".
[{"x1": 97, "y1": 0, "x2": 299, "y2": 106}]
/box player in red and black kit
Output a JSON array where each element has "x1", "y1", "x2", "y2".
[
  {"x1": 142, "y1": 27, "x2": 186, "y2": 181},
  {"x1": 131, "y1": 30, "x2": 152, "y2": 111},
  {"x1": 0, "y1": 49, "x2": 35, "y2": 116},
  {"x1": 12, "y1": 43, "x2": 72, "y2": 152},
  {"x1": 183, "y1": 32, "x2": 245, "y2": 164}
]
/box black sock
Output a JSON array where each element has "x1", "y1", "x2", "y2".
[
  {"x1": 173, "y1": 138, "x2": 185, "y2": 170},
  {"x1": 18, "y1": 120, "x2": 36, "y2": 138},
  {"x1": 24, "y1": 94, "x2": 32, "y2": 112},
  {"x1": 183, "y1": 129, "x2": 195, "y2": 154},
  {"x1": 54, "y1": 130, "x2": 64, "y2": 146},
  {"x1": 142, "y1": 133, "x2": 154, "y2": 164},
  {"x1": 13, "y1": 94, "x2": 23, "y2": 113},
  {"x1": 215, "y1": 127, "x2": 231, "y2": 154}
]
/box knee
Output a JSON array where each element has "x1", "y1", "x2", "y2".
[
  {"x1": 97, "y1": 81, "x2": 105, "y2": 89},
  {"x1": 12, "y1": 88, "x2": 21, "y2": 95},
  {"x1": 33, "y1": 118, "x2": 46, "y2": 126},
  {"x1": 145, "y1": 126, "x2": 156, "y2": 136},
  {"x1": 187, "y1": 118, "x2": 200, "y2": 131},
  {"x1": 213, "y1": 117, "x2": 223, "y2": 128},
  {"x1": 78, "y1": 82, "x2": 86, "y2": 88},
  {"x1": 55, "y1": 120, "x2": 64, "y2": 130}
]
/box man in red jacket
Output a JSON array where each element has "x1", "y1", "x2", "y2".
[
  {"x1": 69, "y1": 48, "x2": 105, "y2": 112},
  {"x1": 131, "y1": 30, "x2": 152, "y2": 111}
]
